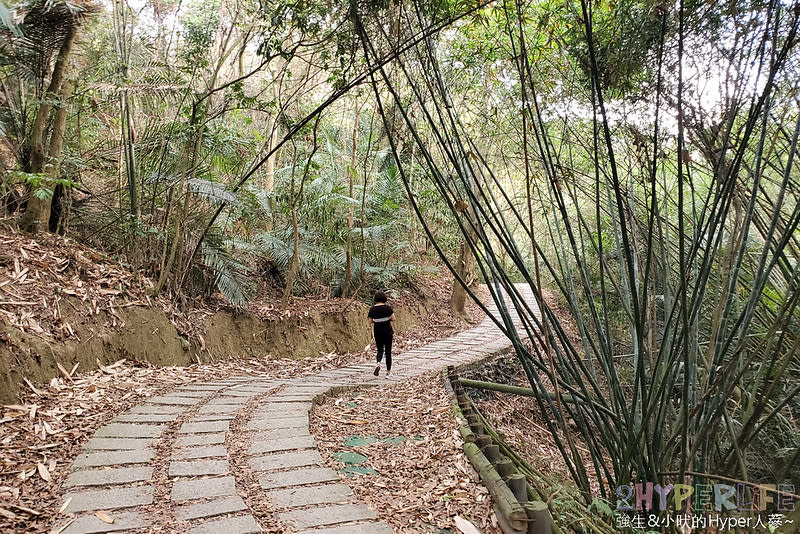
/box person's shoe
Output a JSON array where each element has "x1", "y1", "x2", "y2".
[
  {"x1": 373, "y1": 366, "x2": 380, "y2": 376},
  {"x1": 385, "y1": 371, "x2": 392, "y2": 378}
]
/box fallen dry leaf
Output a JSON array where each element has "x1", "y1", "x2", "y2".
[
  {"x1": 93, "y1": 511, "x2": 113, "y2": 524},
  {"x1": 58, "y1": 497, "x2": 72, "y2": 514},
  {"x1": 455, "y1": 515, "x2": 483, "y2": 534},
  {"x1": 311, "y1": 373, "x2": 500, "y2": 534},
  {"x1": 0, "y1": 508, "x2": 19, "y2": 520},
  {"x1": 36, "y1": 463, "x2": 51, "y2": 483}
]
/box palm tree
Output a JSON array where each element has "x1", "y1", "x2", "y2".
[{"x1": 0, "y1": 0, "x2": 94, "y2": 232}]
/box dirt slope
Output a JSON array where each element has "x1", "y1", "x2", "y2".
[{"x1": 0, "y1": 227, "x2": 454, "y2": 403}]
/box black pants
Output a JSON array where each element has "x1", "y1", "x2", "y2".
[{"x1": 375, "y1": 332, "x2": 393, "y2": 371}]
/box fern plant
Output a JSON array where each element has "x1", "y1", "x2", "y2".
[{"x1": 198, "y1": 233, "x2": 252, "y2": 308}]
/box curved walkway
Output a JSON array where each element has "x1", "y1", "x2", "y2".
[{"x1": 53, "y1": 288, "x2": 535, "y2": 534}]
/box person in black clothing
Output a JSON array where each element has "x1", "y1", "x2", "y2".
[{"x1": 368, "y1": 289, "x2": 395, "y2": 377}]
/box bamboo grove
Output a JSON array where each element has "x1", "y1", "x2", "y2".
[
  {"x1": 1, "y1": 0, "x2": 470, "y2": 304},
  {"x1": 351, "y1": 0, "x2": 800, "y2": 509},
  {"x1": 2, "y1": 0, "x2": 799, "y2": 522}
]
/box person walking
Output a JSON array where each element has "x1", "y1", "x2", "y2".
[{"x1": 368, "y1": 289, "x2": 395, "y2": 377}]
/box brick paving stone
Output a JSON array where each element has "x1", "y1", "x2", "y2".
[
  {"x1": 247, "y1": 416, "x2": 307, "y2": 430},
  {"x1": 258, "y1": 467, "x2": 339, "y2": 489},
  {"x1": 63, "y1": 486, "x2": 154, "y2": 513},
  {"x1": 164, "y1": 390, "x2": 213, "y2": 398},
  {"x1": 250, "y1": 426, "x2": 311, "y2": 440},
  {"x1": 65, "y1": 466, "x2": 153, "y2": 487},
  {"x1": 296, "y1": 523, "x2": 394, "y2": 534},
  {"x1": 113, "y1": 413, "x2": 178, "y2": 423},
  {"x1": 128, "y1": 404, "x2": 185, "y2": 414},
  {"x1": 171, "y1": 476, "x2": 237, "y2": 501},
  {"x1": 198, "y1": 404, "x2": 241, "y2": 414},
  {"x1": 205, "y1": 397, "x2": 249, "y2": 406},
  {"x1": 257, "y1": 400, "x2": 311, "y2": 410},
  {"x1": 172, "y1": 445, "x2": 227, "y2": 459},
  {"x1": 168, "y1": 460, "x2": 229, "y2": 477},
  {"x1": 279, "y1": 503, "x2": 377, "y2": 530},
  {"x1": 178, "y1": 420, "x2": 230, "y2": 434},
  {"x1": 248, "y1": 435, "x2": 316, "y2": 455},
  {"x1": 250, "y1": 380, "x2": 281, "y2": 387},
  {"x1": 344, "y1": 366, "x2": 373, "y2": 373},
  {"x1": 94, "y1": 423, "x2": 165, "y2": 438},
  {"x1": 265, "y1": 483, "x2": 353, "y2": 508},
  {"x1": 60, "y1": 511, "x2": 147, "y2": 534},
  {"x1": 84, "y1": 437, "x2": 154, "y2": 451},
  {"x1": 255, "y1": 405, "x2": 309, "y2": 416},
  {"x1": 252, "y1": 411, "x2": 308, "y2": 421},
  {"x1": 72, "y1": 449, "x2": 155, "y2": 469},
  {"x1": 281, "y1": 381, "x2": 331, "y2": 395},
  {"x1": 230, "y1": 387, "x2": 273, "y2": 393},
  {"x1": 186, "y1": 515, "x2": 261, "y2": 534},
  {"x1": 175, "y1": 432, "x2": 226, "y2": 447},
  {"x1": 276, "y1": 390, "x2": 326, "y2": 398},
  {"x1": 192, "y1": 414, "x2": 235, "y2": 421},
  {"x1": 175, "y1": 496, "x2": 248, "y2": 521},
  {"x1": 265, "y1": 395, "x2": 315, "y2": 402},
  {"x1": 177, "y1": 385, "x2": 225, "y2": 391},
  {"x1": 248, "y1": 450, "x2": 323, "y2": 471},
  {"x1": 218, "y1": 390, "x2": 257, "y2": 397},
  {"x1": 146, "y1": 395, "x2": 202, "y2": 406}
]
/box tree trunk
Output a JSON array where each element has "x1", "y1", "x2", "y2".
[
  {"x1": 20, "y1": 25, "x2": 76, "y2": 233},
  {"x1": 44, "y1": 79, "x2": 73, "y2": 233},
  {"x1": 342, "y1": 96, "x2": 361, "y2": 298},
  {"x1": 284, "y1": 205, "x2": 300, "y2": 303},
  {"x1": 154, "y1": 105, "x2": 202, "y2": 296},
  {"x1": 264, "y1": 117, "x2": 278, "y2": 230},
  {"x1": 284, "y1": 120, "x2": 321, "y2": 302},
  {"x1": 264, "y1": 59, "x2": 286, "y2": 231},
  {"x1": 450, "y1": 229, "x2": 476, "y2": 315},
  {"x1": 113, "y1": 0, "x2": 138, "y2": 221}
]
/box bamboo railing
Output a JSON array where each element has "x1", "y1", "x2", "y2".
[{"x1": 445, "y1": 365, "x2": 555, "y2": 534}]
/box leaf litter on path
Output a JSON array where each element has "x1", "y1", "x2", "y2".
[
  {"x1": 310, "y1": 373, "x2": 501, "y2": 534},
  {"x1": 1, "y1": 299, "x2": 487, "y2": 534},
  {"x1": 0, "y1": 224, "x2": 493, "y2": 532}
]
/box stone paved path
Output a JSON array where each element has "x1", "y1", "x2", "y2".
[{"x1": 54, "y1": 287, "x2": 535, "y2": 534}]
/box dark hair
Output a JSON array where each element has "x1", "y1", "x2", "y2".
[{"x1": 374, "y1": 290, "x2": 388, "y2": 303}]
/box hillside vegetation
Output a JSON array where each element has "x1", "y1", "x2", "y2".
[{"x1": 1, "y1": 0, "x2": 798, "y2": 531}]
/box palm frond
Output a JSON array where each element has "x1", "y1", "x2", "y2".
[
  {"x1": 200, "y1": 237, "x2": 250, "y2": 308},
  {"x1": 187, "y1": 178, "x2": 238, "y2": 205}
]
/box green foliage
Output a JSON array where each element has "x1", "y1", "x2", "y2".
[
  {"x1": 200, "y1": 234, "x2": 251, "y2": 308},
  {"x1": 352, "y1": 0, "x2": 800, "y2": 525},
  {"x1": 343, "y1": 435, "x2": 378, "y2": 446},
  {"x1": 559, "y1": 0, "x2": 665, "y2": 96},
  {"x1": 8, "y1": 170, "x2": 76, "y2": 200},
  {"x1": 179, "y1": 0, "x2": 222, "y2": 69},
  {"x1": 187, "y1": 179, "x2": 238, "y2": 205},
  {"x1": 588, "y1": 498, "x2": 614, "y2": 518}
]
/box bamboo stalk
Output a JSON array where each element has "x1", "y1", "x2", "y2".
[
  {"x1": 507, "y1": 473, "x2": 528, "y2": 504},
  {"x1": 464, "y1": 442, "x2": 528, "y2": 533},
  {"x1": 459, "y1": 378, "x2": 569, "y2": 401},
  {"x1": 525, "y1": 501, "x2": 553, "y2": 534},
  {"x1": 459, "y1": 377, "x2": 616, "y2": 418}
]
